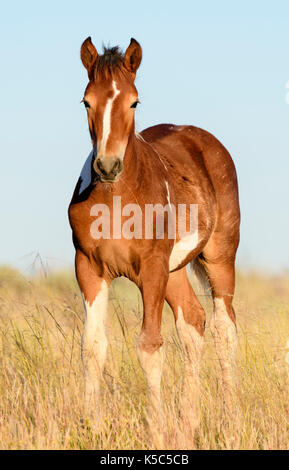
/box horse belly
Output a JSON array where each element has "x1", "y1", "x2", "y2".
[
  {"x1": 168, "y1": 233, "x2": 207, "y2": 272},
  {"x1": 168, "y1": 202, "x2": 216, "y2": 271}
]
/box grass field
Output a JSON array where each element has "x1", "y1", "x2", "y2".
[{"x1": 0, "y1": 265, "x2": 288, "y2": 449}]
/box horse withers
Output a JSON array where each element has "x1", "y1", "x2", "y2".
[{"x1": 68, "y1": 37, "x2": 240, "y2": 438}]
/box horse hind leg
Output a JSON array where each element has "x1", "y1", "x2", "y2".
[
  {"x1": 166, "y1": 267, "x2": 206, "y2": 439},
  {"x1": 200, "y1": 245, "x2": 238, "y2": 413},
  {"x1": 211, "y1": 293, "x2": 237, "y2": 413},
  {"x1": 136, "y1": 259, "x2": 169, "y2": 446}
]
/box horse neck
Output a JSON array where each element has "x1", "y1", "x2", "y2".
[
  {"x1": 120, "y1": 130, "x2": 143, "y2": 187},
  {"x1": 119, "y1": 129, "x2": 167, "y2": 195}
]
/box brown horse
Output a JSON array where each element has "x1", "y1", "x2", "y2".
[{"x1": 68, "y1": 37, "x2": 240, "y2": 435}]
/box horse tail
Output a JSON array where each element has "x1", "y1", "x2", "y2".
[{"x1": 186, "y1": 255, "x2": 211, "y2": 295}]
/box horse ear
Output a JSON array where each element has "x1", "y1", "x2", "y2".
[
  {"x1": 124, "y1": 38, "x2": 142, "y2": 78},
  {"x1": 80, "y1": 37, "x2": 98, "y2": 79}
]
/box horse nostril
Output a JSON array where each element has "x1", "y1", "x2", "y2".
[
  {"x1": 94, "y1": 157, "x2": 122, "y2": 181},
  {"x1": 96, "y1": 158, "x2": 107, "y2": 176},
  {"x1": 112, "y1": 159, "x2": 122, "y2": 176}
]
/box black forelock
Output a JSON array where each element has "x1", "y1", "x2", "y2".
[{"x1": 94, "y1": 45, "x2": 125, "y2": 79}]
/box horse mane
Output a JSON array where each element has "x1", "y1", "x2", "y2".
[{"x1": 94, "y1": 45, "x2": 126, "y2": 80}]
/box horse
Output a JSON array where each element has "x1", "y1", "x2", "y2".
[{"x1": 68, "y1": 37, "x2": 240, "y2": 438}]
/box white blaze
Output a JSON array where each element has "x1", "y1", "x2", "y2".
[{"x1": 98, "y1": 80, "x2": 120, "y2": 155}]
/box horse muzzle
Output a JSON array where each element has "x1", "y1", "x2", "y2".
[{"x1": 93, "y1": 156, "x2": 123, "y2": 183}]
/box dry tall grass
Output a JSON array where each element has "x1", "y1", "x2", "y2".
[{"x1": 0, "y1": 265, "x2": 288, "y2": 449}]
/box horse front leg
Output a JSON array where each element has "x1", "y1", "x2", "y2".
[
  {"x1": 75, "y1": 250, "x2": 110, "y2": 423},
  {"x1": 137, "y1": 257, "x2": 169, "y2": 436}
]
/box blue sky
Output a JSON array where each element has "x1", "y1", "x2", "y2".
[{"x1": 0, "y1": 0, "x2": 289, "y2": 273}]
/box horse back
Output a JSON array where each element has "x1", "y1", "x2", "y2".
[{"x1": 140, "y1": 124, "x2": 240, "y2": 232}]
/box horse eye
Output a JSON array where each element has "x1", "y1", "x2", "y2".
[
  {"x1": 130, "y1": 101, "x2": 139, "y2": 109},
  {"x1": 82, "y1": 100, "x2": 90, "y2": 109}
]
